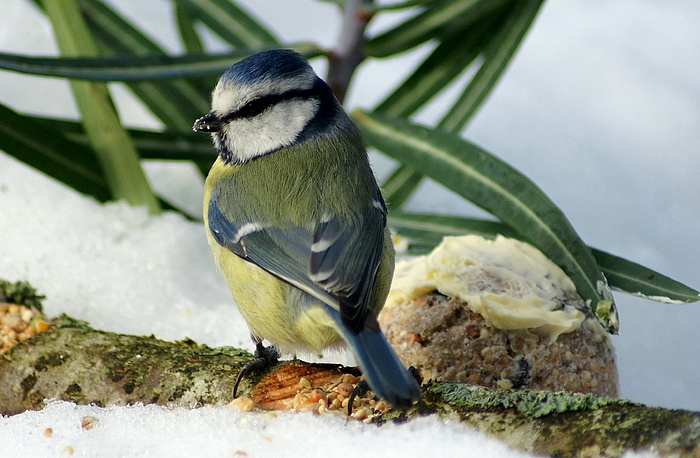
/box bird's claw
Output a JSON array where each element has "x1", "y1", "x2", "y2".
[{"x1": 233, "y1": 343, "x2": 280, "y2": 398}]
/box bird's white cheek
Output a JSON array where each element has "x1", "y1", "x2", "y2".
[{"x1": 221, "y1": 99, "x2": 319, "y2": 162}]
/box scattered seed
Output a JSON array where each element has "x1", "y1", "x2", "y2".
[
  {"x1": 0, "y1": 303, "x2": 51, "y2": 353},
  {"x1": 80, "y1": 416, "x2": 98, "y2": 430},
  {"x1": 336, "y1": 382, "x2": 353, "y2": 397},
  {"x1": 309, "y1": 388, "x2": 326, "y2": 403},
  {"x1": 229, "y1": 396, "x2": 255, "y2": 412},
  {"x1": 341, "y1": 374, "x2": 360, "y2": 385}
]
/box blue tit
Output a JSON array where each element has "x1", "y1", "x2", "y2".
[{"x1": 193, "y1": 49, "x2": 420, "y2": 409}]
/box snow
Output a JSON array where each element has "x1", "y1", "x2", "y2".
[
  {"x1": 1, "y1": 0, "x2": 699, "y2": 456},
  {"x1": 2, "y1": 400, "x2": 529, "y2": 458}
]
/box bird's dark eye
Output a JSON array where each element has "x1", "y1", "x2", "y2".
[
  {"x1": 223, "y1": 88, "x2": 318, "y2": 122},
  {"x1": 236, "y1": 97, "x2": 274, "y2": 119}
]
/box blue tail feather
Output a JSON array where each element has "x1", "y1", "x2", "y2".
[{"x1": 339, "y1": 321, "x2": 421, "y2": 408}]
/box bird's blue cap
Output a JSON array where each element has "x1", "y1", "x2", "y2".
[{"x1": 222, "y1": 49, "x2": 313, "y2": 86}]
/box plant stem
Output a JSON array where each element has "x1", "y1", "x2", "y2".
[{"x1": 326, "y1": 0, "x2": 374, "y2": 103}]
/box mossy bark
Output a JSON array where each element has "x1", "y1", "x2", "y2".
[
  {"x1": 0, "y1": 316, "x2": 255, "y2": 415},
  {"x1": 1, "y1": 316, "x2": 698, "y2": 457},
  {"x1": 413, "y1": 383, "x2": 700, "y2": 457}
]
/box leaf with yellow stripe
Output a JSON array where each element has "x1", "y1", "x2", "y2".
[{"x1": 355, "y1": 109, "x2": 619, "y2": 333}]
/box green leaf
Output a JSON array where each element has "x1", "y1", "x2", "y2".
[
  {"x1": 368, "y1": 1, "x2": 427, "y2": 12},
  {"x1": 183, "y1": 0, "x2": 279, "y2": 48},
  {"x1": 592, "y1": 249, "x2": 700, "y2": 304},
  {"x1": 174, "y1": 0, "x2": 206, "y2": 54},
  {"x1": 34, "y1": 115, "x2": 215, "y2": 162},
  {"x1": 42, "y1": 0, "x2": 160, "y2": 213},
  {"x1": 439, "y1": 0, "x2": 544, "y2": 132},
  {"x1": 379, "y1": 2, "x2": 542, "y2": 208},
  {"x1": 78, "y1": 0, "x2": 165, "y2": 55},
  {"x1": 0, "y1": 44, "x2": 324, "y2": 82},
  {"x1": 389, "y1": 211, "x2": 515, "y2": 254},
  {"x1": 0, "y1": 103, "x2": 110, "y2": 200},
  {"x1": 78, "y1": 0, "x2": 211, "y2": 129},
  {"x1": 376, "y1": 9, "x2": 507, "y2": 207},
  {"x1": 354, "y1": 109, "x2": 619, "y2": 332},
  {"x1": 375, "y1": 12, "x2": 500, "y2": 117},
  {"x1": 382, "y1": 165, "x2": 424, "y2": 211},
  {"x1": 0, "y1": 50, "x2": 259, "y2": 81},
  {"x1": 122, "y1": 129, "x2": 214, "y2": 163},
  {"x1": 389, "y1": 211, "x2": 519, "y2": 249},
  {"x1": 366, "y1": 0, "x2": 510, "y2": 57},
  {"x1": 0, "y1": 107, "x2": 207, "y2": 214}
]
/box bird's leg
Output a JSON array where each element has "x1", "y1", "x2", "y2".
[
  {"x1": 347, "y1": 366, "x2": 423, "y2": 415},
  {"x1": 233, "y1": 342, "x2": 280, "y2": 398}
]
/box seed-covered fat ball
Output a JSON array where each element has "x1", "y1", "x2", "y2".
[{"x1": 381, "y1": 235, "x2": 618, "y2": 397}]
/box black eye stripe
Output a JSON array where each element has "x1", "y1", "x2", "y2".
[
  {"x1": 223, "y1": 88, "x2": 319, "y2": 122},
  {"x1": 237, "y1": 97, "x2": 273, "y2": 118}
]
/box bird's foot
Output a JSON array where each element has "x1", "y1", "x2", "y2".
[{"x1": 233, "y1": 342, "x2": 280, "y2": 398}]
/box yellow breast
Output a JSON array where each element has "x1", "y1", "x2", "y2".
[{"x1": 206, "y1": 225, "x2": 343, "y2": 354}]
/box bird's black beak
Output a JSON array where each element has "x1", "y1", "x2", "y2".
[{"x1": 192, "y1": 112, "x2": 223, "y2": 133}]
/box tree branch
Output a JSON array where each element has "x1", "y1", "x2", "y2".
[
  {"x1": 326, "y1": 0, "x2": 374, "y2": 103},
  {"x1": 1, "y1": 316, "x2": 699, "y2": 457}
]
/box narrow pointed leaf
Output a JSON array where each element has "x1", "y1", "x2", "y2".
[
  {"x1": 366, "y1": 0, "x2": 510, "y2": 57},
  {"x1": 0, "y1": 104, "x2": 110, "y2": 200},
  {"x1": 389, "y1": 211, "x2": 519, "y2": 247},
  {"x1": 354, "y1": 109, "x2": 619, "y2": 332},
  {"x1": 21, "y1": 115, "x2": 215, "y2": 177},
  {"x1": 592, "y1": 250, "x2": 700, "y2": 304},
  {"x1": 377, "y1": 10, "x2": 506, "y2": 207},
  {"x1": 381, "y1": 165, "x2": 424, "y2": 211},
  {"x1": 174, "y1": 0, "x2": 206, "y2": 54},
  {"x1": 375, "y1": 12, "x2": 499, "y2": 117},
  {"x1": 78, "y1": 0, "x2": 164, "y2": 55},
  {"x1": 0, "y1": 110, "x2": 212, "y2": 217},
  {"x1": 43, "y1": 0, "x2": 159, "y2": 213},
  {"x1": 439, "y1": 0, "x2": 544, "y2": 132},
  {"x1": 0, "y1": 45, "x2": 323, "y2": 82},
  {"x1": 75, "y1": 0, "x2": 267, "y2": 176},
  {"x1": 380, "y1": 2, "x2": 542, "y2": 208},
  {"x1": 367, "y1": 1, "x2": 426, "y2": 12},
  {"x1": 0, "y1": 106, "x2": 208, "y2": 212},
  {"x1": 35, "y1": 116, "x2": 214, "y2": 161},
  {"x1": 123, "y1": 129, "x2": 215, "y2": 162},
  {"x1": 183, "y1": 0, "x2": 278, "y2": 48},
  {"x1": 78, "y1": 0, "x2": 210, "y2": 128}
]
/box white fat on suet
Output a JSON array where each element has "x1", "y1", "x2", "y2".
[
  {"x1": 387, "y1": 235, "x2": 586, "y2": 340},
  {"x1": 211, "y1": 70, "x2": 320, "y2": 162}
]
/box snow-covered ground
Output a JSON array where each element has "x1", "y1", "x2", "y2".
[{"x1": 1, "y1": 1, "x2": 698, "y2": 456}]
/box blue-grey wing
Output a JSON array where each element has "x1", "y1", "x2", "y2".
[
  {"x1": 308, "y1": 207, "x2": 385, "y2": 332},
  {"x1": 207, "y1": 191, "x2": 387, "y2": 333}
]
